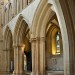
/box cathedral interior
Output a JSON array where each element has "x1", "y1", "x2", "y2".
[{"x1": 0, "y1": 0, "x2": 75, "y2": 75}]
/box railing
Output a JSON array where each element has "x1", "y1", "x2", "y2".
[{"x1": 0, "y1": 0, "x2": 32, "y2": 26}]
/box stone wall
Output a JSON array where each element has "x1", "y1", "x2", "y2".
[{"x1": 46, "y1": 53, "x2": 64, "y2": 71}]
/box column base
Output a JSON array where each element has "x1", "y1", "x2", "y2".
[
  {"x1": 36, "y1": 72, "x2": 40, "y2": 75},
  {"x1": 31, "y1": 72, "x2": 36, "y2": 75},
  {"x1": 0, "y1": 71, "x2": 10, "y2": 74},
  {"x1": 13, "y1": 73, "x2": 26, "y2": 75},
  {"x1": 13, "y1": 71, "x2": 25, "y2": 75}
]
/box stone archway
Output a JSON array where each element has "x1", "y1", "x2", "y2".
[
  {"x1": 13, "y1": 15, "x2": 32, "y2": 74},
  {"x1": 31, "y1": 0, "x2": 75, "y2": 75},
  {"x1": 3, "y1": 26, "x2": 14, "y2": 73},
  {"x1": 45, "y1": 15, "x2": 64, "y2": 75}
]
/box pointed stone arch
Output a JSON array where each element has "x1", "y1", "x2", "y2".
[
  {"x1": 3, "y1": 25, "x2": 13, "y2": 73},
  {"x1": 13, "y1": 14, "x2": 29, "y2": 46},
  {"x1": 13, "y1": 14, "x2": 31, "y2": 74},
  {"x1": 4, "y1": 26, "x2": 12, "y2": 49},
  {"x1": 31, "y1": 0, "x2": 75, "y2": 75}
]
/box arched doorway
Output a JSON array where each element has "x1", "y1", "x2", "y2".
[
  {"x1": 3, "y1": 26, "x2": 14, "y2": 73},
  {"x1": 45, "y1": 13, "x2": 64, "y2": 75},
  {"x1": 13, "y1": 15, "x2": 32, "y2": 74}
]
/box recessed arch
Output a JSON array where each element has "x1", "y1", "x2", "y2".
[
  {"x1": 31, "y1": 0, "x2": 73, "y2": 75},
  {"x1": 4, "y1": 26, "x2": 12, "y2": 49},
  {"x1": 3, "y1": 25, "x2": 14, "y2": 72},
  {"x1": 13, "y1": 14, "x2": 29, "y2": 46},
  {"x1": 13, "y1": 14, "x2": 32, "y2": 74}
]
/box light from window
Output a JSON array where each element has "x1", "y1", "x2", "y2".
[{"x1": 56, "y1": 32, "x2": 60, "y2": 55}]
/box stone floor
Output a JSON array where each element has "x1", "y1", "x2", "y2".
[
  {"x1": 0, "y1": 72, "x2": 30, "y2": 75},
  {"x1": 0, "y1": 73, "x2": 30, "y2": 75},
  {"x1": 0, "y1": 71, "x2": 31, "y2": 75}
]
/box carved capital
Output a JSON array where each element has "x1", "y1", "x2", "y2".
[
  {"x1": 40, "y1": 37, "x2": 45, "y2": 42},
  {"x1": 13, "y1": 44, "x2": 24, "y2": 48},
  {"x1": 31, "y1": 38, "x2": 36, "y2": 42},
  {"x1": 3, "y1": 49, "x2": 9, "y2": 52},
  {"x1": 36, "y1": 37, "x2": 40, "y2": 41}
]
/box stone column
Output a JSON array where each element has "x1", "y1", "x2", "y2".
[
  {"x1": 1, "y1": 6, "x2": 5, "y2": 26},
  {"x1": 14, "y1": 0, "x2": 17, "y2": 15},
  {"x1": 5, "y1": 6, "x2": 9, "y2": 25},
  {"x1": 11, "y1": 0, "x2": 14, "y2": 18},
  {"x1": 0, "y1": 14, "x2": 1, "y2": 25},
  {"x1": 17, "y1": 0, "x2": 20, "y2": 14},
  {"x1": 8, "y1": 2, "x2": 13, "y2": 21},
  {"x1": 20, "y1": 0, "x2": 22, "y2": 11},
  {"x1": 40, "y1": 37, "x2": 45, "y2": 75},
  {"x1": 2, "y1": 50, "x2": 8, "y2": 72},
  {"x1": 31, "y1": 37, "x2": 45, "y2": 75},
  {"x1": 14, "y1": 45, "x2": 24, "y2": 74},
  {"x1": 0, "y1": 39, "x2": 3, "y2": 71},
  {"x1": 8, "y1": 3, "x2": 10, "y2": 21},
  {"x1": 36, "y1": 37, "x2": 40, "y2": 75},
  {"x1": 31, "y1": 38, "x2": 36, "y2": 75},
  {"x1": 28, "y1": 0, "x2": 32, "y2": 5},
  {"x1": 23, "y1": 0, "x2": 27, "y2": 9},
  {"x1": 7, "y1": 49, "x2": 11, "y2": 73}
]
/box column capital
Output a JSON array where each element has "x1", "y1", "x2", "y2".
[
  {"x1": 31, "y1": 38, "x2": 36, "y2": 42},
  {"x1": 36, "y1": 37, "x2": 40, "y2": 41},
  {"x1": 3, "y1": 49, "x2": 9, "y2": 52},
  {"x1": 31, "y1": 37, "x2": 45, "y2": 42},
  {"x1": 36, "y1": 37, "x2": 45, "y2": 42},
  {"x1": 13, "y1": 44, "x2": 25, "y2": 48},
  {"x1": 40, "y1": 37, "x2": 45, "y2": 41}
]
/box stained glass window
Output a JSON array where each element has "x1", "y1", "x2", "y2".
[{"x1": 56, "y1": 32, "x2": 60, "y2": 54}]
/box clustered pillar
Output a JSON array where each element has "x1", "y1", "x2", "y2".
[
  {"x1": 31, "y1": 37, "x2": 45, "y2": 75},
  {"x1": 31, "y1": 38, "x2": 36, "y2": 75},
  {"x1": 40, "y1": 37, "x2": 45, "y2": 75},
  {"x1": 14, "y1": 45, "x2": 24, "y2": 74},
  {"x1": 2, "y1": 49, "x2": 10, "y2": 73}
]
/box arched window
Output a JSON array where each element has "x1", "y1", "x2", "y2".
[
  {"x1": 55, "y1": 31, "x2": 61, "y2": 54},
  {"x1": 52, "y1": 27, "x2": 61, "y2": 55}
]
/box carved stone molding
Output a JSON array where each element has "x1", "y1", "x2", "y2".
[
  {"x1": 30, "y1": 38, "x2": 36, "y2": 42},
  {"x1": 40, "y1": 37, "x2": 45, "y2": 42}
]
